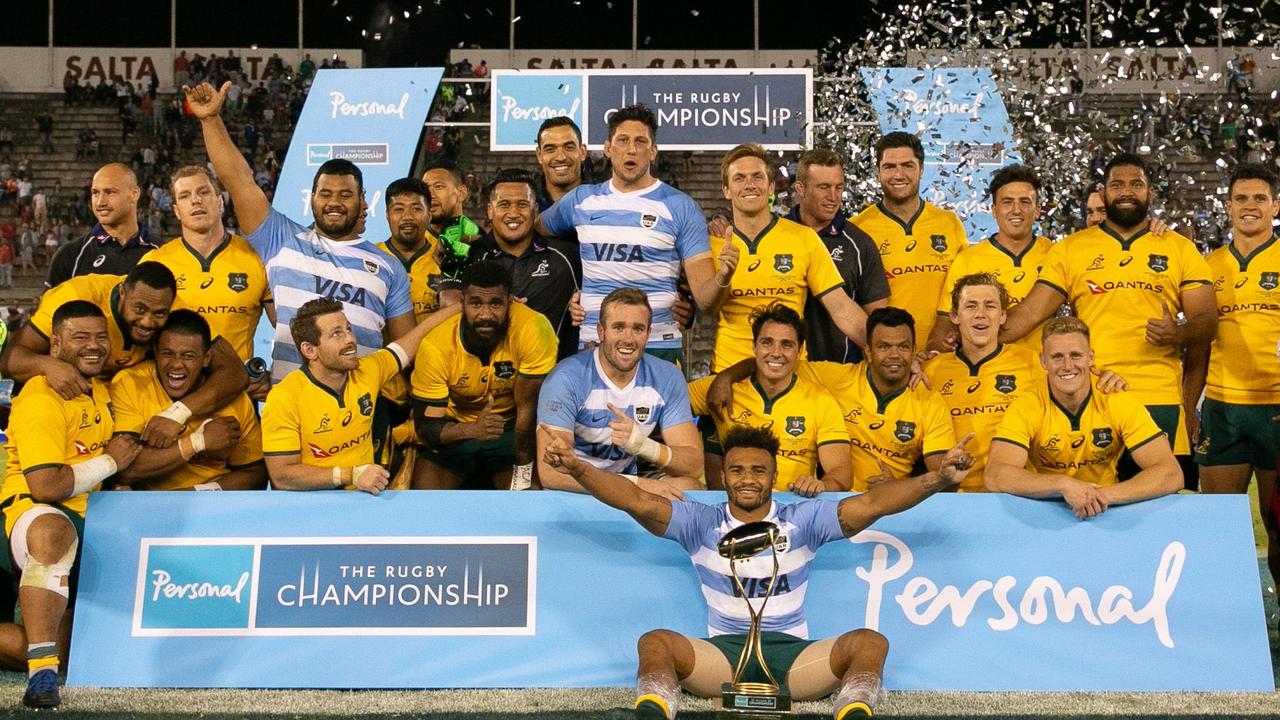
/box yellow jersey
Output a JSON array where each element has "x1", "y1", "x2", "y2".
[
  {"x1": 411, "y1": 302, "x2": 557, "y2": 424},
  {"x1": 1037, "y1": 224, "x2": 1212, "y2": 406},
  {"x1": 2, "y1": 376, "x2": 114, "y2": 528},
  {"x1": 376, "y1": 236, "x2": 456, "y2": 324},
  {"x1": 993, "y1": 380, "x2": 1164, "y2": 487},
  {"x1": 937, "y1": 236, "x2": 1054, "y2": 354},
  {"x1": 140, "y1": 234, "x2": 271, "y2": 361},
  {"x1": 805, "y1": 360, "x2": 954, "y2": 491},
  {"x1": 261, "y1": 347, "x2": 405, "y2": 468},
  {"x1": 853, "y1": 201, "x2": 966, "y2": 350},
  {"x1": 30, "y1": 274, "x2": 158, "y2": 375},
  {"x1": 689, "y1": 371, "x2": 849, "y2": 491},
  {"x1": 109, "y1": 361, "x2": 263, "y2": 490},
  {"x1": 923, "y1": 343, "x2": 1045, "y2": 491},
  {"x1": 1204, "y1": 236, "x2": 1280, "y2": 404},
  {"x1": 710, "y1": 217, "x2": 844, "y2": 371}
]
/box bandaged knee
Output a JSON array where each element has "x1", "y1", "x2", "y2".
[{"x1": 19, "y1": 538, "x2": 78, "y2": 599}]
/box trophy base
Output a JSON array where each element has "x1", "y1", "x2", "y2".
[{"x1": 719, "y1": 683, "x2": 791, "y2": 717}]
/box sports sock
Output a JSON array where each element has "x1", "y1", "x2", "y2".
[{"x1": 26, "y1": 642, "x2": 57, "y2": 678}]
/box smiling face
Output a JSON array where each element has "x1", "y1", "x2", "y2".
[
  {"x1": 877, "y1": 147, "x2": 922, "y2": 204},
  {"x1": 992, "y1": 181, "x2": 1038, "y2": 243},
  {"x1": 598, "y1": 301, "x2": 650, "y2": 376},
  {"x1": 535, "y1": 125, "x2": 586, "y2": 193},
  {"x1": 796, "y1": 163, "x2": 844, "y2": 226},
  {"x1": 951, "y1": 284, "x2": 1006, "y2": 353},
  {"x1": 1102, "y1": 164, "x2": 1151, "y2": 230},
  {"x1": 50, "y1": 316, "x2": 109, "y2": 378},
  {"x1": 154, "y1": 329, "x2": 210, "y2": 400},
  {"x1": 722, "y1": 155, "x2": 771, "y2": 217},
  {"x1": 303, "y1": 311, "x2": 360, "y2": 373},
  {"x1": 385, "y1": 191, "x2": 428, "y2": 249},
  {"x1": 310, "y1": 173, "x2": 362, "y2": 238},
  {"x1": 90, "y1": 165, "x2": 140, "y2": 228},
  {"x1": 487, "y1": 182, "x2": 536, "y2": 246},
  {"x1": 1086, "y1": 191, "x2": 1106, "y2": 227},
  {"x1": 723, "y1": 446, "x2": 777, "y2": 513},
  {"x1": 752, "y1": 321, "x2": 800, "y2": 384},
  {"x1": 172, "y1": 172, "x2": 224, "y2": 235},
  {"x1": 118, "y1": 282, "x2": 175, "y2": 346},
  {"x1": 1042, "y1": 331, "x2": 1094, "y2": 398},
  {"x1": 1227, "y1": 178, "x2": 1279, "y2": 240},
  {"x1": 604, "y1": 120, "x2": 657, "y2": 189}
]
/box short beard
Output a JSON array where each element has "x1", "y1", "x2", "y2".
[
  {"x1": 1104, "y1": 198, "x2": 1149, "y2": 228},
  {"x1": 314, "y1": 210, "x2": 358, "y2": 238},
  {"x1": 728, "y1": 484, "x2": 772, "y2": 513},
  {"x1": 461, "y1": 317, "x2": 509, "y2": 357}
]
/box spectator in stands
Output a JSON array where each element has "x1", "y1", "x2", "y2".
[
  {"x1": 43, "y1": 227, "x2": 58, "y2": 268},
  {"x1": 299, "y1": 53, "x2": 315, "y2": 81},
  {"x1": 31, "y1": 188, "x2": 47, "y2": 228},
  {"x1": 0, "y1": 239, "x2": 13, "y2": 289},
  {"x1": 0, "y1": 123, "x2": 13, "y2": 154},
  {"x1": 173, "y1": 51, "x2": 190, "y2": 89},
  {"x1": 17, "y1": 226, "x2": 35, "y2": 275},
  {"x1": 35, "y1": 113, "x2": 54, "y2": 154},
  {"x1": 47, "y1": 163, "x2": 156, "y2": 289}
]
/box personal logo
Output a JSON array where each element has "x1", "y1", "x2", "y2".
[
  {"x1": 994, "y1": 374, "x2": 1017, "y2": 394},
  {"x1": 363, "y1": 259, "x2": 380, "y2": 275},
  {"x1": 747, "y1": 259, "x2": 762, "y2": 272},
  {"x1": 1086, "y1": 254, "x2": 1106, "y2": 271},
  {"x1": 92, "y1": 255, "x2": 107, "y2": 268},
  {"x1": 1260, "y1": 272, "x2": 1279, "y2": 291},
  {"x1": 530, "y1": 260, "x2": 551, "y2": 278},
  {"x1": 1119, "y1": 255, "x2": 1134, "y2": 267},
  {"x1": 894, "y1": 420, "x2": 916, "y2": 442},
  {"x1": 1092, "y1": 428, "x2": 1114, "y2": 448},
  {"x1": 341, "y1": 411, "x2": 353, "y2": 427},
  {"x1": 1147, "y1": 254, "x2": 1168, "y2": 273},
  {"x1": 306, "y1": 443, "x2": 331, "y2": 459},
  {"x1": 634, "y1": 406, "x2": 652, "y2": 424},
  {"x1": 785, "y1": 416, "x2": 806, "y2": 436},
  {"x1": 966, "y1": 380, "x2": 981, "y2": 393},
  {"x1": 930, "y1": 235, "x2": 947, "y2": 253},
  {"x1": 314, "y1": 414, "x2": 332, "y2": 433},
  {"x1": 358, "y1": 393, "x2": 374, "y2": 417},
  {"x1": 227, "y1": 273, "x2": 249, "y2": 292},
  {"x1": 774, "y1": 254, "x2": 794, "y2": 273},
  {"x1": 640, "y1": 213, "x2": 658, "y2": 229},
  {"x1": 493, "y1": 361, "x2": 516, "y2": 380},
  {"x1": 830, "y1": 246, "x2": 845, "y2": 262},
  {"x1": 1071, "y1": 435, "x2": 1086, "y2": 449},
  {"x1": 200, "y1": 277, "x2": 215, "y2": 290}
]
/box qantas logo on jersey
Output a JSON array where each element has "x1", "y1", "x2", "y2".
[
  {"x1": 315, "y1": 277, "x2": 369, "y2": 306},
  {"x1": 227, "y1": 273, "x2": 249, "y2": 292},
  {"x1": 1147, "y1": 254, "x2": 1168, "y2": 273},
  {"x1": 190, "y1": 305, "x2": 251, "y2": 314},
  {"x1": 1086, "y1": 279, "x2": 1107, "y2": 294},
  {"x1": 732, "y1": 287, "x2": 796, "y2": 298},
  {"x1": 73, "y1": 439, "x2": 106, "y2": 455},
  {"x1": 1220, "y1": 302, "x2": 1280, "y2": 313},
  {"x1": 1088, "y1": 279, "x2": 1165, "y2": 294},
  {"x1": 308, "y1": 430, "x2": 372, "y2": 458},
  {"x1": 951, "y1": 402, "x2": 1011, "y2": 416},
  {"x1": 1261, "y1": 272, "x2": 1279, "y2": 291},
  {"x1": 307, "y1": 443, "x2": 331, "y2": 458},
  {"x1": 590, "y1": 244, "x2": 645, "y2": 263},
  {"x1": 774, "y1": 254, "x2": 794, "y2": 273},
  {"x1": 887, "y1": 264, "x2": 949, "y2": 277}
]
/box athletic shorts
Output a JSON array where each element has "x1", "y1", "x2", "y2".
[
  {"x1": 706, "y1": 631, "x2": 815, "y2": 687},
  {"x1": 1195, "y1": 398, "x2": 1280, "y2": 470},
  {"x1": 420, "y1": 427, "x2": 515, "y2": 479}
]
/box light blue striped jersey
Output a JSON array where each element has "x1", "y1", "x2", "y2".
[
  {"x1": 663, "y1": 499, "x2": 844, "y2": 639},
  {"x1": 247, "y1": 210, "x2": 413, "y2": 383},
  {"x1": 537, "y1": 348, "x2": 693, "y2": 474},
  {"x1": 540, "y1": 179, "x2": 711, "y2": 349}
]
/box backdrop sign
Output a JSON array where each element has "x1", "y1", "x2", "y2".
[
  {"x1": 70, "y1": 492, "x2": 1270, "y2": 690},
  {"x1": 861, "y1": 67, "x2": 1021, "y2": 241},
  {"x1": 490, "y1": 69, "x2": 812, "y2": 151}
]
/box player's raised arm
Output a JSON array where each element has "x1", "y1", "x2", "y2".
[
  {"x1": 835, "y1": 433, "x2": 972, "y2": 537},
  {"x1": 184, "y1": 81, "x2": 269, "y2": 235},
  {"x1": 538, "y1": 424, "x2": 673, "y2": 536}
]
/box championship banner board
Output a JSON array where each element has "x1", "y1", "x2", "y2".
[
  {"x1": 490, "y1": 69, "x2": 812, "y2": 151},
  {"x1": 69, "y1": 492, "x2": 1270, "y2": 690},
  {"x1": 861, "y1": 67, "x2": 1021, "y2": 242}
]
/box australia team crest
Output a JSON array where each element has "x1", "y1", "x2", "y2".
[
  {"x1": 227, "y1": 272, "x2": 248, "y2": 292},
  {"x1": 1260, "y1": 272, "x2": 1279, "y2": 291},
  {"x1": 894, "y1": 420, "x2": 916, "y2": 442},
  {"x1": 774, "y1": 254, "x2": 794, "y2": 273},
  {"x1": 1091, "y1": 428, "x2": 1114, "y2": 448},
  {"x1": 358, "y1": 393, "x2": 374, "y2": 417},
  {"x1": 1147, "y1": 254, "x2": 1169, "y2": 273},
  {"x1": 785, "y1": 416, "x2": 805, "y2": 437},
  {"x1": 930, "y1": 235, "x2": 947, "y2": 253},
  {"x1": 493, "y1": 360, "x2": 516, "y2": 379},
  {"x1": 994, "y1": 374, "x2": 1017, "y2": 394}
]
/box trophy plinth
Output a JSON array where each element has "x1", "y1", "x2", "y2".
[{"x1": 716, "y1": 521, "x2": 790, "y2": 718}]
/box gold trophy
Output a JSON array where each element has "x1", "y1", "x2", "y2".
[{"x1": 717, "y1": 521, "x2": 791, "y2": 717}]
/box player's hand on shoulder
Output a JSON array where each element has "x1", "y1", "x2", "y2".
[
  {"x1": 44, "y1": 361, "x2": 91, "y2": 400},
  {"x1": 787, "y1": 475, "x2": 824, "y2": 497},
  {"x1": 1090, "y1": 366, "x2": 1128, "y2": 393}
]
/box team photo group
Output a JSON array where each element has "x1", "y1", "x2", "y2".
[{"x1": 0, "y1": 71, "x2": 1276, "y2": 718}]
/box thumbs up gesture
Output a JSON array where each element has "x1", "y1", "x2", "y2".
[
  {"x1": 469, "y1": 397, "x2": 507, "y2": 441},
  {"x1": 1144, "y1": 300, "x2": 1180, "y2": 346}
]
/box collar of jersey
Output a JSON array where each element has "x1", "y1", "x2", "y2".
[
  {"x1": 874, "y1": 199, "x2": 925, "y2": 236},
  {"x1": 750, "y1": 373, "x2": 797, "y2": 414},
  {"x1": 956, "y1": 343, "x2": 1004, "y2": 375},
  {"x1": 607, "y1": 178, "x2": 662, "y2": 196},
  {"x1": 864, "y1": 363, "x2": 907, "y2": 415},
  {"x1": 592, "y1": 347, "x2": 638, "y2": 393},
  {"x1": 1097, "y1": 222, "x2": 1150, "y2": 251},
  {"x1": 787, "y1": 207, "x2": 849, "y2": 236},
  {"x1": 725, "y1": 499, "x2": 778, "y2": 529},
  {"x1": 179, "y1": 232, "x2": 232, "y2": 272},
  {"x1": 1047, "y1": 380, "x2": 1092, "y2": 431},
  {"x1": 985, "y1": 235, "x2": 1039, "y2": 267},
  {"x1": 734, "y1": 215, "x2": 780, "y2": 254},
  {"x1": 382, "y1": 236, "x2": 433, "y2": 268},
  {"x1": 1228, "y1": 233, "x2": 1278, "y2": 270},
  {"x1": 301, "y1": 364, "x2": 349, "y2": 406},
  {"x1": 92, "y1": 223, "x2": 153, "y2": 248}
]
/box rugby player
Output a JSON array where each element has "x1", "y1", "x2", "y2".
[
  {"x1": 376, "y1": 176, "x2": 461, "y2": 324},
  {"x1": 533, "y1": 116, "x2": 589, "y2": 209}
]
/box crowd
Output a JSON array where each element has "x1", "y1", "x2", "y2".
[{"x1": 0, "y1": 72, "x2": 1274, "y2": 718}]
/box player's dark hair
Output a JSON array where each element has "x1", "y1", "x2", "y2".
[
  {"x1": 1228, "y1": 162, "x2": 1279, "y2": 199},
  {"x1": 866, "y1": 306, "x2": 916, "y2": 344},
  {"x1": 606, "y1": 104, "x2": 658, "y2": 142},
  {"x1": 385, "y1": 177, "x2": 430, "y2": 205},
  {"x1": 123, "y1": 261, "x2": 177, "y2": 294},
  {"x1": 290, "y1": 297, "x2": 345, "y2": 349},
  {"x1": 424, "y1": 160, "x2": 465, "y2": 186},
  {"x1": 599, "y1": 287, "x2": 652, "y2": 327},
  {"x1": 312, "y1": 158, "x2": 364, "y2": 194},
  {"x1": 51, "y1": 300, "x2": 105, "y2": 334},
  {"x1": 485, "y1": 168, "x2": 540, "y2": 205},
  {"x1": 536, "y1": 116, "x2": 583, "y2": 146},
  {"x1": 159, "y1": 309, "x2": 212, "y2": 352},
  {"x1": 1102, "y1": 153, "x2": 1148, "y2": 185},
  {"x1": 721, "y1": 424, "x2": 780, "y2": 460},
  {"x1": 874, "y1": 131, "x2": 924, "y2": 165},
  {"x1": 720, "y1": 143, "x2": 773, "y2": 187},
  {"x1": 987, "y1": 164, "x2": 1041, "y2": 200},
  {"x1": 460, "y1": 259, "x2": 513, "y2": 294},
  {"x1": 749, "y1": 302, "x2": 805, "y2": 346},
  {"x1": 949, "y1": 273, "x2": 1011, "y2": 314}
]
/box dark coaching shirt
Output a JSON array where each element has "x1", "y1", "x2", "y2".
[{"x1": 46, "y1": 223, "x2": 155, "y2": 289}]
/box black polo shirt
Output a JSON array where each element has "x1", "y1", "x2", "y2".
[
  {"x1": 791, "y1": 208, "x2": 890, "y2": 364},
  {"x1": 473, "y1": 233, "x2": 580, "y2": 359},
  {"x1": 46, "y1": 223, "x2": 156, "y2": 289}
]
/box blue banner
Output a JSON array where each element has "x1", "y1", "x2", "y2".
[
  {"x1": 861, "y1": 68, "x2": 1021, "y2": 242},
  {"x1": 69, "y1": 492, "x2": 1271, "y2": 690},
  {"x1": 491, "y1": 69, "x2": 811, "y2": 151}
]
